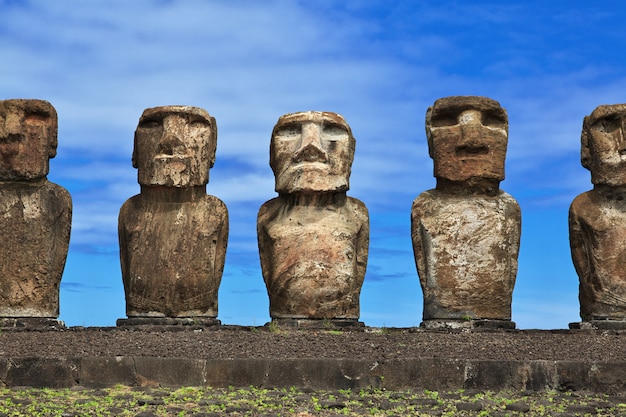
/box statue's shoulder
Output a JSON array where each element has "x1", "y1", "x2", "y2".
[
  {"x1": 570, "y1": 190, "x2": 595, "y2": 208},
  {"x1": 569, "y1": 190, "x2": 603, "y2": 220},
  {"x1": 411, "y1": 188, "x2": 437, "y2": 211},
  {"x1": 119, "y1": 194, "x2": 142, "y2": 217},
  {"x1": 497, "y1": 190, "x2": 521, "y2": 215},
  {"x1": 204, "y1": 194, "x2": 228, "y2": 212},
  {"x1": 44, "y1": 181, "x2": 72, "y2": 204},
  {"x1": 257, "y1": 197, "x2": 282, "y2": 220},
  {"x1": 346, "y1": 196, "x2": 368, "y2": 213}
]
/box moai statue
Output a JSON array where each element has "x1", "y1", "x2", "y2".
[
  {"x1": 411, "y1": 96, "x2": 521, "y2": 329},
  {"x1": 0, "y1": 99, "x2": 71, "y2": 327},
  {"x1": 257, "y1": 111, "x2": 369, "y2": 328},
  {"x1": 569, "y1": 104, "x2": 626, "y2": 329},
  {"x1": 118, "y1": 106, "x2": 228, "y2": 326}
]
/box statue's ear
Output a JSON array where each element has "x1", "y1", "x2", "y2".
[
  {"x1": 132, "y1": 132, "x2": 138, "y2": 168},
  {"x1": 581, "y1": 116, "x2": 591, "y2": 171},
  {"x1": 425, "y1": 106, "x2": 434, "y2": 158},
  {"x1": 209, "y1": 116, "x2": 217, "y2": 168}
]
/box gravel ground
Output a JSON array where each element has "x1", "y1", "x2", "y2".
[{"x1": 0, "y1": 326, "x2": 624, "y2": 362}]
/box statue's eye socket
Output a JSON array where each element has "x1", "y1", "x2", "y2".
[
  {"x1": 24, "y1": 112, "x2": 50, "y2": 124},
  {"x1": 189, "y1": 119, "x2": 211, "y2": 129},
  {"x1": 482, "y1": 111, "x2": 507, "y2": 129},
  {"x1": 593, "y1": 116, "x2": 620, "y2": 134},
  {"x1": 429, "y1": 112, "x2": 459, "y2": 127},
  {"x1": 322, "y1": 123, "x2": 348, "y2": 140},
  {"x1": 139, "y1": 119, "x2": 161, "y2": 129},
  {"x1": 274, "y1": 124, "x2": 301, "y2": 138}
]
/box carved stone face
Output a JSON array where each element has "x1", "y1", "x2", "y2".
[
  {"x1": 133, "y1": 106, "x2": 216, "y2": 187},
  {"x1": 581, "y1": 104, "x2": 626, "y2": 187},
  {"x1": 0, "y1": 99, "x2": 57, "y2": 181},
  {"x1": 270, "y1": 111, "x2": 355, "y2": 194},
  {"x1": 426, "y1": 96, "x2": 508, "y2": 183}
]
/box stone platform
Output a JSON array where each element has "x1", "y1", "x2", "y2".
[{"x1": 0, "y1": 326, "x2": 624, "y2": 393}]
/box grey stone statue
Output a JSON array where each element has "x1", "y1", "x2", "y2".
[
  {"x1": 0, "y1": 99, "x2": 72, "y2": 327},
  {"x1": 118, "y1": 106, "x2": 228, "y2": 325},
  {"x1": 569, "y1": 104, "x2": 626, "y2": 329},
  {"x1": 411, "y1": 96, "x2": 521, "y2": 329},
  {"x1": 257, "y1": 111, "x2": 369, "y2": 328}
]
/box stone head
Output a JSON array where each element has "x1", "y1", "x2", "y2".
[
  {"x1": 133, "y1": 106, "x2": 217, "y2": 187},
  {"x1": 581, "y1": 104, "x2": 626, "y2": 187},
  {"x1": 425, "y1": 96, "x2": 508, "y2": 183},
  {"x1": 0, "y1": 99, "x2": 58, "y2": 181},
  {"x1": 270, "y1": 111, "x2": 355, "y2": 194}
]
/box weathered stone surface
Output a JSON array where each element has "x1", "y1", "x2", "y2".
[
  {"x1": 80, "y1": 356, "x2": 137, "y2": 388},
  {"x1": 556, "y1": 361, "x2": 592, "y2": 391},
  {"x1": 420, "y1": 319, "x2": 516, "y2": 330},
  {"x1": 258, "y1": 111, "x2": 369, "y2": 320},
  {"x1": 0, "y1": 318, "x2": 65, "y2": 329},
  {"x1": 570, "y1": 104, "x2": 626, "y2": 322},
  {"x1": 0, "y1": 99, "x2": 71, "y2": 318},
  {"x1": 118, "y1": 106, "x2": 228, "y2": 318},
  {"x1": 116, "y1": 317, "x2": 220, "y2": 327},
  {"x1": 6, "y1": 357, "x2": 79, "y2": 388},
  {"x1": 380, "y1": 358, "x2": 465, "y2": 390},
  {"x1": 0, "y1": 354, "x2": 624, "y2": 393},
  {"x1": 268, "y1": 318, "x2": 365, "y2": 330},
  {"x1": 588, "y1": 361, "x2": 626, "y2": 394},
  {"x1": 464, "y1": 360, "x2": 556, "y2": 391},
  {"x1": 134, "y1": 357, "x2": 206, "y2": 387},
  {"x1": 412, "y1": 96, "x2": 520, "y2": 324}
]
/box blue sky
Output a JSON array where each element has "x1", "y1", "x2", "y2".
[{"x1": 2, "y1": 0, "x2": 625, "y2": 329}]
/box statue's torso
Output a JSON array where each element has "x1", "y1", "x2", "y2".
[
  {"x1": 0, "y1": 181, "x2": 71, "y2": 317},
  {"x1": 412, "y1": 189, "x2": 521, "y2": 319},
  {"x1": 258, "y1": 196, "x2": 368, "y2": 319},
  {"x1": 119, "y1": 194, "x2": 227, "y2": 317},
  {"x1": 570, "y1": 190, "x2": 626, "y2": 318}
]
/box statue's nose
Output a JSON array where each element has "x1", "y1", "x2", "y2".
[
  {"x1": 157, "y1": 132, "x2": 186, "y2": 155},
  {"x1": 157, "y1": 115, "x2": 187, "y2": 155},
  {"x1": 293, "y1": 124, "x2": 328, "y2": 163}
]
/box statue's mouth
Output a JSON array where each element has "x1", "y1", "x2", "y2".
[
  {"x1": 154, "y1": 154, "x2": 189, "y2": 161},
  {"x1": 455, "y1": 145, "x2": 489, "y2": 156}
]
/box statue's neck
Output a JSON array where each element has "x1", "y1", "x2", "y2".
[
  {"x1": 0, "y1": 177, "x2": 48, "y2": 187},
  {"x1": 593, "y1": 184, "x2": 626, "y2": 199},
  {"x1": 279, "y1": 192, "x2": 346, "y2": 206},
  {"x1": 435, "y1": 178, "x2": 501, "y2": 196},
  {"x1": 139, "y1": 185, "x2": 207, "y2": 203}
]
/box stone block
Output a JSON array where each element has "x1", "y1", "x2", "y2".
[
  {"x1": 380, "y1": 358, "x2": 465, "y2": 390},
  {"x1": 134, "y1": 357, "x2": 206, "y2": 387},
  {"x1": 205, "y1": 358, "x2": 270, "y2": 387},
  {"x1": 265, "y1": 358, "x2": 381, "y2": 390},
  {"x1": 589, "y1": 361, "x2": 626, "y2": 394},
  {"x1": 555, "y1": 361, "x2": 591, "y2": 392},
  {"x1": 464, "y1": 360, "x2": 556, "y2": 391},
  {"x1": 6, "y1": 357, "x2": 78, "y2": 388},
  {"x1": 79, "y1": 356, "x2": 137, "y2": 388}
]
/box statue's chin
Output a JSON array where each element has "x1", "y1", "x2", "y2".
[
  {"x1": 138, "y1": 160, "x2": 208, "y2": 187},
  {"x1": 276, "y1": 178, "x2": 349, "y2": 194}
]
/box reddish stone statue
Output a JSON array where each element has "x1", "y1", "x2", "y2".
[
  {"x1": 570, "y1": 104, "x2": 626, "y2": 329},
  {"x1": 411, "y1": 96, "x2": 521, "y2": 329},
  {"x1": 257, "y1": 111, "x2": 369, "y2": 327},
  {"x1": 0, "y1": 99, "x2": 71, "y2": 326},
  {"x1": 118, "y1": 106, "x2": 228, "y2": 325}
]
